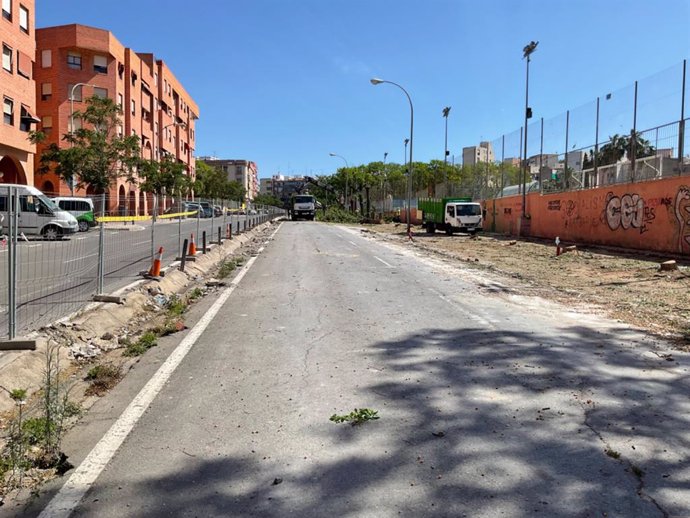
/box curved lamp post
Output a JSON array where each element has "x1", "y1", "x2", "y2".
[
  {"x1": 370, "y1": 78, "x2": 414, "y2": 234},
  {"x1": 442, "y1": 106, "x2": 451, "y2": 197},
  {"x1": 329, "y1": 152, "x2": 349, "y2": 210}
]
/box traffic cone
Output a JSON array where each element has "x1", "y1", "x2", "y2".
[
  {"x1": 188, "y1": 233, "x2": 197, "y2": 256},
  {"x1": 149, "y1": 246, "x2": 164, "y2": 277}
]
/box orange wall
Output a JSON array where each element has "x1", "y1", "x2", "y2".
[{"x1": 485, "y1": 176, "x2": 690, "y2": 255}]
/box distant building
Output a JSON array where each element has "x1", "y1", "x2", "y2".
[
  {"x1": 462, "y1": 141, "x2": 494, "y2": 166},
  {"x1": 198, "y1": 157, "x2": 259, "y2": 200},
  {"x1": 503, "y1": 157, "x2": 520, "y2": 167}
]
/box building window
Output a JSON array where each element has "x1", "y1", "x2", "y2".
[
  {"x1": 154, "y1": 121, "x2": 158, "y2": 135},
  {"x1": 19, "y1": 5, "x2": 28, "y2": 33},
  {"x1": 41, "y1": 49, "x2": 51, "y2": 68},
  {"x1": 3, "y1": 97, "x2": 13, "y2": 125},
  {"x1": 131, "y1": 99, "x2": 135, "y2": 115},
  {"x1": 42, "y1": 115, "x2": 52, "y2": 130},
  {"x1": 41, "y1": 82, "x2": 52, "y2": 100},
  {"x1": 117, "y1": 93, "x2": 123, "y2": 108},
  {"x1": 93, "y1": 87, "x2": 107, "y2": 99},
  {"x1": 67, "y1": 52, "x2": 82, "y2": 70},
  {"x1": 2, "y1": 44, "x2": 11, "y2": 72},
  {"x1": 2, "y1": 0, "x2": 11, "y2": 21},
  {"x1": 154, "y1": 72, "x2": 158, "y2": 86},
  {"x1": 93, "y1": 55, "x2": 107, "y2": 74},
  {"x1": 67, "y1": 84, "x2": 82, "y2": 102}
]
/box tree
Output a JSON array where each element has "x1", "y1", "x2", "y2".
[
  {"x1": 194, "y1": 161, "x2": 245, "y2": 202},
  {"x1": 139, "y1": 154, "x2": 190, "y2": 197},
  {"x1": 254, "y1": 193, "x2": 282, "y2": 207},
  {"x1": 596, "y1": 132, "x2": 656, "y2": 166},
  {"x1": 33, "y1": 96, "x2": 141, "y2": 194}
]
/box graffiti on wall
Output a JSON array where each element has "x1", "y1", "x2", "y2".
[
  {"x1": 603, "y1": 192, "x2": 655, "y2": 234},
  {"x1": 674, "y1": 186, "x2": 690, "y2": 253}
]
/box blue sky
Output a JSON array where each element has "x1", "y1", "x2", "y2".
[{"x1": 38, "y1": 0, "x2": 690, "y2": 178}]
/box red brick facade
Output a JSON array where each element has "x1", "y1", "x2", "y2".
[
  {"x1": 33, "y1": 24, "x2": 198, "y2": 215},
  {"x1": 0, "y1": 0, "x2": 36, "y2": 184}
]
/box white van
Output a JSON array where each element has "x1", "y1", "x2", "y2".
[{"x1": 0, "y1": 184, "x2": 78, "y2": 239}]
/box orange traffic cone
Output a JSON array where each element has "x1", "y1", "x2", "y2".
[
  {"x1": 149, "y1": 246, "x2": 164, "y2": 276},
  {"x1": 188, "y1": 233, "x2": 197, "y2": 256}
]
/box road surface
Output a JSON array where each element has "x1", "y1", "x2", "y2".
[{"x1": 14, "y1": 221, "x2": 689, "y2": 517}]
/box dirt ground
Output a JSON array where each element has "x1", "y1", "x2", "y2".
[{"x1": 364, "y1": 223, "x2": 690, "y2": 350}]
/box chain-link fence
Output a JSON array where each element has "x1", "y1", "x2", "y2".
[
  {"x1": 0, "y1": 189, "x2": 284, "y2": 340},
  {"x1": 458, "y1": 59, "x2": 690, "y2": 197}
]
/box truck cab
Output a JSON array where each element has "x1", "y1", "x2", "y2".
[{"x1": 444, "y1": 202, "x2": 483, "y2": 234}]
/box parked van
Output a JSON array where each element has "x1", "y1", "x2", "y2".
[
  {"x1": 52, "y1": 196, "x2": 95, "y2": 232},
  {"x1": 0, "y1": 184, "x2": 78, "y2": 239}
]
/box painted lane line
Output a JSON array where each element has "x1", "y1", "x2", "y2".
[
  {"x1": 348, "y1": 240, "x2": 359, "y2": 248},
  {"x1": 64, "y1": 253, "x2": 99, "y2": 264},
  {"x1": 429, "y1": 288, "x2": 495, "y2": 329},
  {"x1": 38, "y1": 225, "x2": 283, "y2": 518},
  {"x1": 373, "y1": 256, "x2": 394, "y2": 268}
]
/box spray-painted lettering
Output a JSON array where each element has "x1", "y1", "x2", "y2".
[{"x1": 604, "y1": 192, "x2": 653, "y2": 234}]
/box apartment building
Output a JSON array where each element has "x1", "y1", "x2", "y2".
[
  {"x1": 462, "y1": 141, "x2": 494, "y2": 166},
  {"x1": 260, "y1": 174, "x2": 308, "y2": 203},
  {"x1": 0, "y1": 0, "x2": 38, "y2": 185},
  {"x1": 33, "y1": 24, "x2": 198, "y2": 214},
  {"x1": 198, "y1": 157, "x2": 259, "y2": 201}
]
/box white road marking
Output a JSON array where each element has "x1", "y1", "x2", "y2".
[
  {"x1": 348, "y1": 240, "x2": 359, "y2": 247},
  {"x1": 373, "y1": 256, "x2": 393, "y2": 268},
  {"x1": 132, "y1": 240, "x2": 150, "y2": 246},
  {"x1": 429, "y1": 288, "x2": 495, "y2": 329},
  {"x1": 38, "y1": 223, "x2": 283, "y2": 518},
  {"x1": 64, "y1": 253, "x2": 99, "y2": 264}
]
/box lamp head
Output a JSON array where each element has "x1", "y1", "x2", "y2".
[
  {"x1": 523, "y1": 40, "x2": 539, "y2": 58},
  {"x1": 442, "y1": 106, "x2": 451, "y2": 117},
  {"x1": 329, "y1": 152, "x2": 337, "y2": 157},
  {"x1": 370, "y1": 78, "x2": 384, "y2": 85}
]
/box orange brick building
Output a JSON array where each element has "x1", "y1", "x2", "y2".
[
  {"x1": 0, "y1": 0, "x2": 38, "y2": 185},
  {"x1": 33, "y1": 24, "x2": 198, "y2": 215}
]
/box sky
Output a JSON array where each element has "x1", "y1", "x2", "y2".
[{"x1": 37, "y1": 0, "x2": 690, "y2": 178}]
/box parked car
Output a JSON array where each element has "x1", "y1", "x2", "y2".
[
  {"x1": 198, "y1": 202, "x2": 213, "y2": 218},
  {"x1": 52, "y1": 196, "x2": 96, "y2": 232},
  {"x1": 213, "y1": 205, "x2": 223, "y2": 217},
  {"x1": 0, "y1": 184, "x2": 78, "y2": 239},
  {"x1": 163, "y1": 202, "x2": 199, "y2": 218}
]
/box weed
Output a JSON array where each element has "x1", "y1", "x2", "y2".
[
  {"x1": 218, "y1": 258, "x2": 242, "y2": 278},
  {"x1": 123, "y1": 331, "x2": 158, "y2": 357},
  {"x1": 10, "y1": 388, "x2": 27, "y2": 402},
  {"x1": 605, "y1": 448, "x2": 621, "y2": 459},
  {"x1": 188, "y1": 287, "x2": 203, "y2": 301},
  {"x1": 85, "y1": 364, "x2": 122, "y2": 396},
  {"x1": 166, "y1": 295, "x2": 187, "y2": 316},
  {"x1": 319, "y1": 206, "x2": 361, "y2": 223},
  {"x1": 22, "y1": 417, "x2": 56, "y2": 446},
  {"x1": 330, "y1": 408, "x2": 380, "y2": 426}
]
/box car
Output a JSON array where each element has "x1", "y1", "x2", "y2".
[
  {"x1": 213, "y1": 205, "x2": 224, "y2": 217},
  {"x1": 52, "y1": 196, "x2": 96, "y2": 232}
]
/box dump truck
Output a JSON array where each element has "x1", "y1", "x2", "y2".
[
  {"x1": 418, "y1": 197, "x2": 483, "y2": 235},
  {"x1": 290, "y1": 194, "x2": 316, "y2": 221}
]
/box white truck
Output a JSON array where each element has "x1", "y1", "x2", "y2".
[
  {"x1": 419, "y1": 197, "x2": 483, "y2": 235},
  {"x1": 291, "y1": 194, "x2": 316, "y2": 221}
]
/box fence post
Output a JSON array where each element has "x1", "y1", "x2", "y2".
[
  {"x1": 179, "y1": 239, "x2": 188, "y2": 272},
  {"x1": 594, "y1": 97, "x2": 600, "y2": 187},
  {"x1": 564, "y1": 110, "x2": 570, "y2": 190},
  {"x1": 7, "y1": 187, "x2": 17, "y2": 339},
  {"x1": 679, "y1": 59, "x2": 686, "y2": 172},
  {"x1": 150, "y1": 193, "x2": 157, "y2": 267},
  {"x1": 97, "y1": 195, "x2": 105, "y2": 295},
  {"x1": 202, "y1": 231, "x2": 207, "y2": 254},
  {"x1": 218, "y1": 227, "x2": 222, "y2": 245},
  {"x1": 631, "y1": 80, "x2": 638, "y2": 181}
]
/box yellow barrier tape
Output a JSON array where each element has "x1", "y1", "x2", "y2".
[
  {"x1": 158, "y1": 210, "x2": 199, "y2": 219},
  {"x1": 96, "y1": 215, "x2": 152, "y2": 223}
]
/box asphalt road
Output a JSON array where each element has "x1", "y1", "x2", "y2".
[
  {"x1": 14, "y1": 221, "x2": 690, "y2": 517},
  {"x1": 0, "y1": 213, "x2": 265, "y2": 337}
]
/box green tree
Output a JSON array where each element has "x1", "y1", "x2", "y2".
[
  {"x1": 254, "y1": 193, "x2": 282, "y2": 207},
  {"x1": 596, "y1": 132, "x2": 656, "y2": 166},
  {"x1": 194, "y1": 161, "x2": 245, "y2": 202},
  {"x1": 139, "y1": 155, "x2": 190, "y2": 197},
  {"x1": 33, "y1": 96, "x2": 141, "y2": 194}
]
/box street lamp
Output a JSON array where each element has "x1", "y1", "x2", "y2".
[
  {"x1": 371, "y1": 78, "x2": 414, "y2": 235},
  {"x1": 442, "y1": 106, "x2": 451, "y2": 197},
  {"x1": 69, "y1": 82, "x2": 97, "y2": 195},
  {"x1": 329, "y1": 152, "x2": 349, "y2": 210},
  {"x1": 522, "y1": 40, "x2": 538, "y2": 220}
]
